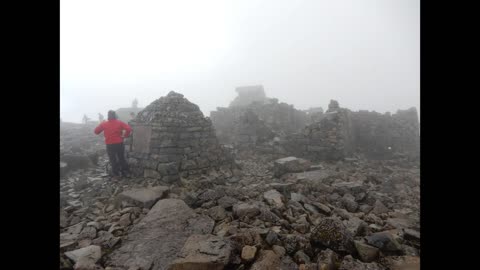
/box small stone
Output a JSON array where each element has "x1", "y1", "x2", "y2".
[
  {"x1": 371, "y1": 200, "x2": 389, "y2": 215},
  {"x1": 233, "y1": 203, "x2": 260, "y2": 219},
  {"x1": 265, "y1": 230, "x2": 279, "y2": 246},
  {"x1": 294, "y1": 250, "x2": 310, "y2": 264},
  {"x1": 65, "y1": 245, "x2": 102, "y2": 264},
  {"x1": 366, "y1": 231, "x2": 402, "y2": 252},
  {"x1": 208, "y1": 205, "x2": 227, "y2": 221},
  {"x1": 272, "y1": 245, "x2": 286, "y2": 257},
  {"x1": 354, "y1": 241, "x2": 379, "y2": 262},
  {"x1": 241, "y1": 245, "x2": 257, "y2": 262},
  {"x1": 316, "y1": 249, "x2": 338, "y2": 270},
  {"x1": 87, "y1": 222, "x2": 102, "y2": 230},
  {"x1": 263, "y1": 189, "x2": 285, "y2": 208}
]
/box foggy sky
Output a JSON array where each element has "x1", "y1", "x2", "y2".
[{"x1": 61, "y1": 0, "x2": 419, "y2": 123}]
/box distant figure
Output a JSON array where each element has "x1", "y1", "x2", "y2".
[
  {"x1": 82, "y1": 114, "x2": 90, "y2": 124},
  {"x1": 129, "y1": 112, "x2": 136, "y2": 121},
  {"x1": 98, "y1": 113, "x2": 104, "y2": 123},
  {"x1": 132, "y1": 98, "x2": 138, "y2": 109},
  {"x1": 94, "y1": 110, "x2": 132, "y2": 178}
]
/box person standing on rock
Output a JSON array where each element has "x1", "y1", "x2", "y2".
[{"x1": 94, "y1": 110, "x2": 132, "y2": 178}]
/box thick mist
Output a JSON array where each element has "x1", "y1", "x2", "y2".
[{"x1": 61, "y1": 0, "x2": 419, "y2": 123}]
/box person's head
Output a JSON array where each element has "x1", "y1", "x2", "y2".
[{"x1": 107, "y1": 110, "x2": 117, "y2": 120}]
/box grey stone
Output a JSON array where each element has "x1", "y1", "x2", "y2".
[
  {"x1": 265, "y1": 230, "x2": 279, "y2": 246},
  {"x1": 354, "y1": 241, "x2": 379, "y2": 262},
  {"x1": 65, "y1": 245, "x2": 101, "y2": 264},
  {"x1": 250, "y1": 250, "x2": 281, "y2": 270},
  {"x1": 263, "y1": 189, "x2": 285, "y2": 208},
  {"x1": 293, "y1": 250, "x2": 310, "y2": 264},
  {"x1": 371, "y1": 200, "x2": 389, "y2": 215},
  {"x1": 344, "y1": 217, "x2": 368, "y2": 237},
  {"x1": 168, "y1": 234, "x2": 231, "y2": 270},
  {"x1": 107, "y1": 199, "x2": 214, "y2": 270},
  {"x1": 273, "y1": 156, "x2": 311, "y2": 177},
  {"x1": 366, "y1": 231, "x2": 403, "y2": 252},
  {"x1": 217, "y1": 196, "x2": 238, "y2": 210},
  {"x1": 233, "y1": 203, "x2": 260, "y2": 219},
  {"x1": 338, "y1": 255, "x2": 384, "y2": 270},
  {"x1": 311, "y1": 202, "x2": 331, "y2": 215},
  {"x1": 208, "y1": 206, "x2": 227, "y2": 221},
  {"x1": 115, "y1": 186, "x2": 169, "y2": 209}
]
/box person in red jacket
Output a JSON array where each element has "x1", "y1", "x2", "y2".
[{"x1": 94, "y1": 110, "x2": 132, "y2": 177}]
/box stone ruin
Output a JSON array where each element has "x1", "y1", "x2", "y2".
[
  {"x1": 283, "y1": 100, "x2": 355, "y2": 161},
  {"x1": 229, "y1": 85, "x2": 267, "y2": 107},
  {"x1": 125, "y1": 91, "x2": 235, "y2": 182},
  {"x1": 211, "y1": 88, "x2": 419, "y2": 161},
  {"x1": 211, "y1": 87, "x2": 309, "y2": 143},
  {"x1": 232, "y1": 109, "x2": 275, "y2": 149},
  {"x1": 283, "y1": 100, "x2": 420, "y2": 161}
]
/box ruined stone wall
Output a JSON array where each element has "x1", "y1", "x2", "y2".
[
  {"x1": 211, "y1": 99, "x2": 308, "y2": 144},
  {"x1": 350, "y1": 108, "x2": 419, "y2": 159},
  {"x1": 232, "y1": 110, "x2": 275, "y2": 149},
  {"x1": 126, "y1": 91, "x2": 235, "y2": 181},
  {"x1": 280, "y1": 101, "x2": 419, "y2": 161},
  {"x1": 281, "y1": 101, "x2": 354, "y2": 161}
]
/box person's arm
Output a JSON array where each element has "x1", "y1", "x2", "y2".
[
  {"x1": 94, "y1": 122, "x2": 104, "y2": 134},
  {"x1": 122, "y1": 122, "x2": 132, "y2": 137}
]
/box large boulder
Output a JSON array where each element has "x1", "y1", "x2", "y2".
[
  {"x1": 106, "y1": 199, "x2": 215, "y2": 270},
  {"x1": 168, "y1": 234, "x2": 232, "y2": 270},
  {"x1": 115, "y1": 186, "x2": 169, "y2": 209},
  {"x1": 273, "y1": 157, "x2": 311, "y2": 177}
]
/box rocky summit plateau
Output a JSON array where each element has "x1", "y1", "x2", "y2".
[{"x1": 60, "y1": 89, "x2": 420, "y2": 270}]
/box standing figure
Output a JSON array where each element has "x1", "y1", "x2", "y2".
[
  {"x1": 94, "y1": 110, "x2": 132, "y2": 178},
  {"x1": 82, "y1": 114, "x2": 90, "y2": 124}
]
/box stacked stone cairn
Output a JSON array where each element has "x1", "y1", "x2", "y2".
[{"x1": 125, "y1": 91, "x2": 235, "y2": 182}]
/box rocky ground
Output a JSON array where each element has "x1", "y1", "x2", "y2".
[{"x1": 60, "y1": 123, "x2": 420, "y2": 270}]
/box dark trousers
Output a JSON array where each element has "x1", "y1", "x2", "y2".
[{"x1": 106, "y1": 143, "x2": 129, "y2": 176}]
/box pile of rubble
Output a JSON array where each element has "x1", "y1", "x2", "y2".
[
  {"x1": 60, "y1": 142, "x2": 419, "y2": 270},
  {"x1": 60, "y1": 91, "x2": 419, "y2": 270}
]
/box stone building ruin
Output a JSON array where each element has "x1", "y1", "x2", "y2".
[
  {"x1": 283, "y1": 100, "x2": 420, "y2": 161},
  {"x1": 125, "y1": 91, "x2": 235, "y2": 182},
  {"x1": 211, "y1": 86, "x2": 309, "y2": 144}
]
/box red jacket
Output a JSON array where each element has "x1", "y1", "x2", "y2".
[{"x1": 94, "y1": 119, "x2": 132, "y2": 145}]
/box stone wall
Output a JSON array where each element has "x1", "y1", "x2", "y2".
[
  {"x1": 280, "y1": 101, "x2": 419, "y2": 161},
  {"x1": 282, "y1": 100, "x2": 354, "y2": 161},
  {"x1": 125, "y1": 91, "x2": 235, "y2": 181},
  {"x1": 232, "y1": 109, "x2": 275, "y2": 149},
  {"x1": 211, "y1": 89, "x2": 308, "y2": 144}
]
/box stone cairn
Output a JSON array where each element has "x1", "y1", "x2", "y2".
[{"x1": 125, "y1": 91, "x2": 235, "y2": 182}]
